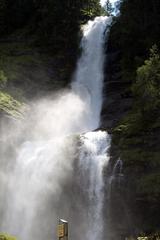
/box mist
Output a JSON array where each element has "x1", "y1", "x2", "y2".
[{"x1": 0, "y1": 16, "x2": 112, "y2": 240}]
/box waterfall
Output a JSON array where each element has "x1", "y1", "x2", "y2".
[
  {"x1": 78, "y1": 131, "x2": 111, "y2": 240},
  {"x1": 0, "y1": 16, "x2": 112, "y2": 240},
  {"x1": 72, "y1": 17, "x2": 112, "y2": 130},
  {"x1": 108, "y1": 158, "x2": 123, "y2": 193},
  {"x1": 104, "y1": 158, "x2": 124, "y2": 240}
]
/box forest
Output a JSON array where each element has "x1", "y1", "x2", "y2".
[
  {"x1": 105, "y1": 0, "x2": 160, "y2": 237},
  {"x1": 0, "y1": 0, "x2": 103, "y2": 116}
]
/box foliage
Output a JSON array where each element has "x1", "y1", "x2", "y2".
[
  {"x1": 132, "y1": 45, "x2": 160, "y2": 117},
  {"x1": 113, "y1": 46, "x2": 160, "y2": 138},
  {"x1": 105, "y1": 0, "x2": 160, "y2": 236},
  {"x1": 103, "y1": 0, "x2": 114, "y2": 15},
  {"x1": 109, "y1": 0, "x2": 160, "y2": 83},
  {"x1": 138, "y1": 173, "x2": 160, "y2": 200},
  {"x1": 0, "y1": 65, "x2": 21, "y2": 118},
  {"x1": 0, "y1": 0, "x2": 102, "y2": 41},
  {"x1": 0, "y1": 91, "x2": 24, "y2": 118},
  {"x1": 80, "y1": 0, "x2": 102, "y2": 20},
  {"x1": 0, "y1": 0, "x2": 103, "y2": 86},
  {"x1": 137, "y1": 235, "x2": 160, "y2": 240},
  {"x1": 111, "y1": 46, "x2": 160, "y2": 233},
  {"x1": 0, "y1": 234, "x2": 17, "y2": 240},
  {"x1": 0, "y1": 1, "x2": 103, "y2": 91},
  {"x1": 126, "y1": 235, "x2": 160, "y2": 240}
]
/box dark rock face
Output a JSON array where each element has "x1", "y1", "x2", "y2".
[
  {"x1": 101, "y1": 30, "x2": 160, "y2": 239},
  {"x1": 101, "y1": 36, "x2": 134, "y2": 240},
  {"x1": 0, "y1": 36, "x2": 76, "y2": 120},
  {"x1": 101, "y1": 40, "x2": 133, "y2": 132}
]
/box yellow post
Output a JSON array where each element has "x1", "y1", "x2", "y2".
[{"x1": 57, "y1": 219, "x2": 68, "y2": 240}]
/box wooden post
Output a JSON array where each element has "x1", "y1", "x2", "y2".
[{"x1": 57, "y1": 219, "x2": 68, "y2": 240}]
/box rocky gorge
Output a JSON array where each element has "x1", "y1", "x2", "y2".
[{"x1": 0, "y1": 1, "x2": 160, "y2": 240}]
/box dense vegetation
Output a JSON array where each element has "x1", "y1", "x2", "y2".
[
  {"x1": 0, "y1": 234, "x2": 17, "y2": 240},
  {"x1": 0, "y1": 0, "x2": 102, "y2": 117},
  {"x1": 106, "y1": 0, "x2": 160, "y2": 237},
  {"x1": 0, "y1": 0, "x2": 102, "y2": 52},
  {"x1": 110, "y1": 0, "x2": 160, "y2": 82}
]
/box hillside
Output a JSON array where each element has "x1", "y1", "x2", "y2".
[
  {"x1": 102, "y1": 0, "x2": 160, "y2": 238},
  {"x1": 0, "y1": 0, "x2": 102, "y2": 118}
]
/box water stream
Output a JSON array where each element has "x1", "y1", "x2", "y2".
[{"x1": 0, "y1": 16, "x2": 112, "y2": 240}]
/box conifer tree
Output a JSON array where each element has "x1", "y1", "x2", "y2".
[{"x1": 104, "y1": 0, "x2": 113, "y2": 15}]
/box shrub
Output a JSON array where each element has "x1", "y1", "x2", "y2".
[{"x1": 132, "y1": 45, "x2": 160, "y2": 117}]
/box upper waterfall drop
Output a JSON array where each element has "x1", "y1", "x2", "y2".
[{"x1": 72, "y1": 16, "x2": 112, "y2": 130}]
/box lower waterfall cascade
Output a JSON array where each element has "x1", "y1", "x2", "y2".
[{"x1": 0, "y1": 16, "x2": 112, "y2": 240}]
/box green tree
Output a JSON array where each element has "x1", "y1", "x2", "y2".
[
  {"x1": 132, "y1": 45, "x2": 160, "y2": 117},
  {"x1": 109, "y1": 0, "x2": 160, "y2": 83},
  {"x1": 104, "y1": 0, "x2": 113, "y2": 15}
]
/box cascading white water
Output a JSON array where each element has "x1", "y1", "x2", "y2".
[
  {"x1": 0, "y1": 16, "x2": 112, "y2": 240},
  {"x1": 78, "y1": 131, "x2": 111, "y2": 240},
  {"x1": 72, "y1": 17, "x2": 111, "y2": 130}
]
